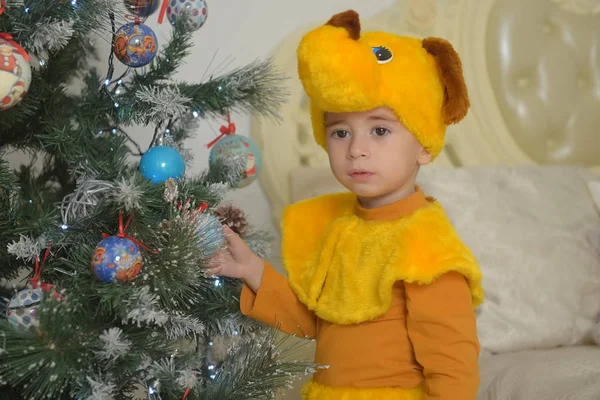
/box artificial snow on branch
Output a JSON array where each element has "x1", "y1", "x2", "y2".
[
  {"x1": 164, "y1": 314, "x2": 205, "y2": 340},
  {"x1": 6, "y1": 234, "x2": 48, "y2": 262},
  {"x1": 135, "y1": 85, "x2": 193, "y2": 122},
  {"x1": 96, "y1": 328, "x2": 132, "y2": 364},
  {"x1": 125, "y1": 286, "x2": 170, "y2": 327},
  {"x1": 111, "y1": 175, "x2": 144, "y2": 212},
  {"x1": 84, "y1": 375, "x2": 117, "y2": 400},
  {"x1": 30, "y1": 18, "x2": 75, "y2": 55}
]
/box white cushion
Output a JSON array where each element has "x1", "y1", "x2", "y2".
[{"x1": 418, "y1": 165, "x2": 600, "y2": 353}]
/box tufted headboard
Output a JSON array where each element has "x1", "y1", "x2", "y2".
[{"x1": 250, "y1": 0, "x2": 600, "y2": 226}]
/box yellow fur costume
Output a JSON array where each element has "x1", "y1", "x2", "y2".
[{"x1": 282, "y1": 192, "x2": 483, "y2": 325}]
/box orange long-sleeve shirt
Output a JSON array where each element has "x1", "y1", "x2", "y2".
[{"x1": 240, "y1": 190, "x2": 480, "y2": 399}]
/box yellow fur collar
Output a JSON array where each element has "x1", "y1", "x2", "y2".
[{"x1": 281, "y1": 192, "x2": 483, "y2": 325}]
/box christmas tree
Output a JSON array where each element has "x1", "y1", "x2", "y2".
[{"x1": 0, "y1": 1, "x2": 313, "y2": 399}]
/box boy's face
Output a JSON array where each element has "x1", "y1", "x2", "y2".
[{"x1": 325, "y1": 107, "x2": 431, "y2": 208}]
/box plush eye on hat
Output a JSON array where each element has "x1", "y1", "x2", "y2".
[{"x1": 372, "y1": 46, "x2": 393, "y2": 64}]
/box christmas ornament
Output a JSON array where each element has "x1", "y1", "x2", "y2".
[
  {"x1": 5, "y1": 247, "x2": 63, "y2": 330},
  {"x1": 195, "y1": 212, "x2": 225, "y2": 259},
  {"x1": 6, "y1": 282, "x2": 61, "y2": 330},
  {"x1": 207, "y1": 114, "x2": 262, "y2": 189},
  {"x1": 0, "y1": 33, "x2": 31, "y2": 111},
  {"x1": 140, "y1": 144, "x2": 185, "y2": 184},
  {"x1": 178, "y1": 201, "x2": 225, "y2": 259},
  {"x1": 124, "y1": 0, "x2": 160, "y2": 18},
  {"x1": 113, "y1": 22, "x2": 158, "y2": 68},
  {"x1": 159, "y1": 0, "x2": 208, "y2": 31},
  {"x1": 213, "y1": 204, "x2": 248, "y2": 237},
  {"x1": 92, "y1": 213, "x2": 158, "y2": 283},
  {"x1": 92, "y1": 236, "x2": 143, "y2": 283}
]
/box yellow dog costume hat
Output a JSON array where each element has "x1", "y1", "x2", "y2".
[{"x1": 297, "y1": 10, "x2": 470, "y2": 159}]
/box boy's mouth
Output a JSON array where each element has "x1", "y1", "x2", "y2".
[{"x1": 349, "y1": 169, "x2": 374, "y2": 180}]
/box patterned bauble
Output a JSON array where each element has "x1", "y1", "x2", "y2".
[
  {"x1": 140, "y1": 145, "x2": 185, "y2": 185},
  {"x1": 195, "y1": 213, "x2": 225, "y2": 259},
  {"x1": 124, "y1": 0, "x2": 160, "y2": 17},
  {"x1": 0, "y1": 36, "x2": 31, "y2": 111},
  {"x1": 92, "y1": 236, "x2": 143, "y2": 283},
  {"x1": 208, "y1": 135, "x2": 262, "y2": 189},
  {"x1": 6, "y1": 282, "x2": 62, "y2": 330},
  {"x1": 166, "y1": 0, "x2": 208, "y2": 31},
  {"x1": 113, "y1": 23, "x2": 158, "y2": 68},
  {"x1": 213, "y1": 204, "x2": 248, "y2": 237}
]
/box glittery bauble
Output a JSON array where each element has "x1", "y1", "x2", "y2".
[
  {"x1": 92, "y1": 236, "x2": 143, "y2": 283},
  {"x1": 6, "y1": 283, "x2": 61, "y2": 330},
  {"x1": 113, "y1": 23, "x2": 158, "y2": 68},
  {"x1": 0, "y1": 37, "x2": 31, "y2": 111},
  {"x1": 124, "y1": 0, "x2": 160, "y2": 17},
  {"x1": 140, "y1": 145, "x2": 186, "y2": 185},
  {"x1": 195, "y1": 213, "x2": 225, "y2": 259},
  {"x1": 166, "y1": 0, "x2": 208, "y2": 31},
  {"x1": 208, "y1": 135, "x2": 262, "y2": 189}
]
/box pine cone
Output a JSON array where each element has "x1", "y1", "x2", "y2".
[{"x1": 214, "y1": 204, "x2": 248, "y2": 237}]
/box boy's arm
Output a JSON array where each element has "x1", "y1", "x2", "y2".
[
  {"x1": 404, "y1": 271, "x2": 480, "y2": 400},
  {"x1": 240, "y1": 261, "x2": 317, "y2": 339}
]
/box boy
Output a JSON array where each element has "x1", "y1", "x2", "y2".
[{"x1": 206, "y1": 9, "x2": 483, "y2": 400}]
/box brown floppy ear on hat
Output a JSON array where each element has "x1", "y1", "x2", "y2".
[{"x1": 422, "y1": 37, "x2": 470, "y2": 125}]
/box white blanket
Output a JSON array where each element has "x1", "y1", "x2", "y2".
[{"x1": 478, "y1": 346, "x2": 600, "y2": 400}]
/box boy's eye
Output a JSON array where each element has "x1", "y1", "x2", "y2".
[
  {"x1": 332, "y1": 130, "x2": 349, "y2": 138},
  {"x1": 373, "y1": 127, "x2": 390, "y2": 136},
  {"x1": 372, "y1": 46, "x2": 393, "y2": 64}
]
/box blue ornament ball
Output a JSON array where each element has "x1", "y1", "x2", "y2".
[
  {"x1": 140, "y1": 145, "x2": 185, "y2": 185},
  {"x1": 113, "y1": 23, "x2": 158, "y2": 68},
  {"x1": 124, "y1": 0, "x2": 160, "y2": 17},
  {"x1": 208, "y1": 135, "x2": 262, "y2": 189},
  {"x1": 92, "y1": 236, "x2": 143, "y2": 283},
  {"x1": 166, "y1": 0, "x2": 208, "y2": 31}
]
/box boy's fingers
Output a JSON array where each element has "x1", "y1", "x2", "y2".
[
  {"x1": 223, "y1": 225, "x2": 243, "y2": 246},
  {"x1": 205, "y1": 265, "x2": 222, "y2": 276}
]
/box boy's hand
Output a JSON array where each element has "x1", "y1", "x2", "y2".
[{"x1": 204, "y1": 225, "x2": 265, "y2": 292}]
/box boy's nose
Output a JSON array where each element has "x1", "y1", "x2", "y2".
[{"x1": 348, "y1": 137, "x2": 370, "y2": 158}]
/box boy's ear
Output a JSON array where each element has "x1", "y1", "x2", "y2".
[
  {"x1": 422, "y1": 37, "x2": 470, "y2": 125},
  {"x1": 418, "y1": 147, "x2": 432, "y2": 166}
]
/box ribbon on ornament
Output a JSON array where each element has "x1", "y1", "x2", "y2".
[
  {"x1": 0, "y1": 32, "x2": 31, "y2": 62},
  {"x1": 158, "y1": 0, "x2": 169, "y2": 23},
  {"x1": 31, "y1": 245, "x2": 52, "y2": 285},
  {"x1": 30, "y1": 244, "x2": 64, "y2": 301},
  {"x1": 206, "y1": 113, "x2": 236, "y2": 149},
  {"x1": 0, "y1": 1, "x2": 5, "y2": 15},
  {"x1": 102, "y1": 212, "x2": 159, "y2": 255}
]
